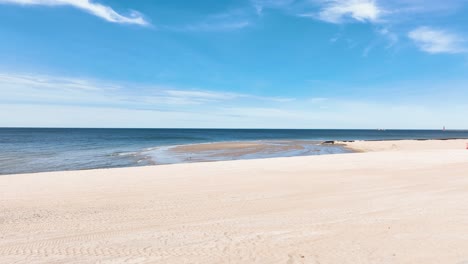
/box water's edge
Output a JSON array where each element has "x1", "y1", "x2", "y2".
[{"x1": 1, "y1": 128, "x2": 468, "y2": 175}]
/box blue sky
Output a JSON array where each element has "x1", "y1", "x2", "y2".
[{"x1": 0, "y1": 0, "x2": 468, "y2": 128}]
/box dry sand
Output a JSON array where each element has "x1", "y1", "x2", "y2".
[{"x1": 1, "y1": 139, "x2": 468, "y2": 263}]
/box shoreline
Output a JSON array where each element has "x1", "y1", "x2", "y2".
[
  {"x1": 3, "y1": 127, "x2": 468, "y2": 175},
  {"x1": 2, "y1": 138, "x2": 468, "y2": 176}
]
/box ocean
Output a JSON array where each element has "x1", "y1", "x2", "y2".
[{"x1": 1, "y1": 128, "x2": 468, "y2": 175}]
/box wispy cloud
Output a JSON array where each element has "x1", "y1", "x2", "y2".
[
  {"x1": 408, "y1": 26, "x2": 466, "y2": 54},
  {"x1": 164, "y1": 90, "x2": 240, "y2": 101},
  {"x1": 182, "y1": 21, "x2": 250, "y2": 32},
  {"x1": 382, "y1": 0, "x2": 466, "y2": 17},
  {"x1": 2, "y1": 73, "x2": 468, "y2": 128},
  {"x1": 0, "y1": 72, "x2": 120, "y2": 91},
  {"x1": 0, "y1": 0, "x2": 148, "y2": 25},
  {"x1": 251, "y1": 0, "x2": 295, "y2": 15},
  {"x1": 360, "y1": 27, "x2": 399, "y2": 56},
  {"x1": 301, "y1": 0, "x2": 382, "y2": 24},
  {"x1": 0, "y1": 72, "x2": 292, "y2": 107},
  {"x1": 318, "y1": 0, "x2": 465, "y2": 24},
  {"x1": 163, "y1": 9, "x2": 252, "y2": 32},
  {"x1": 4, "y1": 96, "x2": 468, "y2": 129},
  {"x1": 378, "y1": 27, "x2": 398, "y2": 48}
]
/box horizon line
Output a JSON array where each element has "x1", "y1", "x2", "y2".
[{"x1": 1, "y1": 126, "x2": 466, "y2": 131}]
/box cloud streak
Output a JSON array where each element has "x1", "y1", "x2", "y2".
[
  {"x1": 181, "y1": 21, "x2": 250, "y2": 32},
  {"x1": 0, "y1": 0, "x2": 148, "y2": 25},
  {"x1": 166, "y1": 9, "x2": 252, "y2": 32},
  {"x1": 251, "y1": 0, "x2": 295, "y2": 15},
  {"x1": 408, "y1": 27, "x2": 466, "y2": 54}
]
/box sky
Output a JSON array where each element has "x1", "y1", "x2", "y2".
[{"x1": 0, "y1": 0, "x2": 468, "y2": 129}]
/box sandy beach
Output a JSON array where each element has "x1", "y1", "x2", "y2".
[{"x1": 1, "y1": 139, "x2": 468, "y2": 264}]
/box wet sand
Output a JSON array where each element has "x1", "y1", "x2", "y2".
[
  {"x1": 154, "y1": 140, "x2": 348, "y2": 164},
  {"x1": 1, "y1": 139, "x2": 468, "y2": 263},
  {"x1": 169, "y1": 140, "x2": 318, "y2": 158}
]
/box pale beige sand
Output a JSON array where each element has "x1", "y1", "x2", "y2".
[
  {"x1": 1, "y1": 140, "x2": 468, "y2": 263},
  {"x1": 343, "y1": 139, "x2": 468, "y2": 152}
]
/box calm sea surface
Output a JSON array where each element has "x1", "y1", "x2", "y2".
[{"x1": 1, "y1": 128, "x2": 468, "y2": 175}]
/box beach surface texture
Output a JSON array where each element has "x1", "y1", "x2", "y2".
[{"x1": 1, "y1": 139, "x2": 468, "y2": 264}]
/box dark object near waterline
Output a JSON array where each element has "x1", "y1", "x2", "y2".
[{"x1": 322, "y1": 141, "x2": 335, "y2": 144}]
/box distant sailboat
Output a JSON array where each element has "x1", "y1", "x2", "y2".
[{"x1": 443, "y1": 126, "x2": 446, "y2": 131}]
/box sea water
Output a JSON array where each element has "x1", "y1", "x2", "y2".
[{"x1": 1, "y1": 128, "x2": 467, "y2": 174}]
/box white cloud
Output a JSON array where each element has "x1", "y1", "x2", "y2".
[
  {"x1": 315, "y1": 0, "x2": 381, "y2": 23},
  {"x1": 0, "y1": 0, "x2": 148, "y2": 25},
  {"x1": 408, "y1": 27, "x2": 466, "y2": 54}
]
